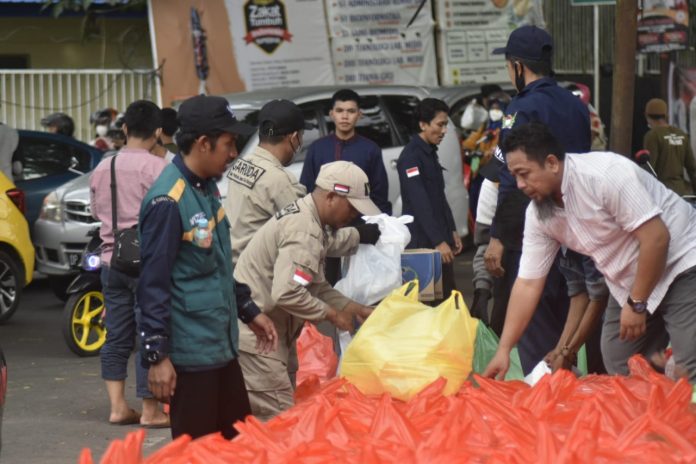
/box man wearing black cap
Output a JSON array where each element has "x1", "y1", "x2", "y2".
[
  {"x1": 482, "y1": 25, "x2": 592, "y2": 373},
  {"x1": 137, "y1": 95, "x2": 278, "y2": 440},
  {"x1": 226, "y1": 99, "x2": 308, "y2": 265}
]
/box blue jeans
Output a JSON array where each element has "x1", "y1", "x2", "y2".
[{"x1": 100, "y1": 266, "x2": 151, "y2": 399}]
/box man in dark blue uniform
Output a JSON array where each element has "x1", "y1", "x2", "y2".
[
  {"x1": 300, "y1": 89, "x2": 391, "y2": 215},
  {"x1": 482, "y1": 25, "x2": 591, "y2": 373},
  {"x1": 397, "y1": 98, "x2": 463, "y2": 298}
]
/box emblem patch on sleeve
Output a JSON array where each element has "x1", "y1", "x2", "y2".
[
  {"x1": 406, "y1": 167, "x2": 420, "y2": 178},
  {"x1": 227, "y1": 158, "x2": 266, "y2": 189},
  {"x1": 502, "y1": 113, "x2": 517, "y2": 130},
  {"x1": 275, "y1": 201, "x2": 300, "y2": 219},
  {"x1": 293, "y1": 268, "x2": 313, "y2": 286}
]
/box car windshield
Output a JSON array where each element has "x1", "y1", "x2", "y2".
[{"x1": 231, "y1": 108, "x2": 260, "y2": 154}]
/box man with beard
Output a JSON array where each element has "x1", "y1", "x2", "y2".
[
  {"x1": 483, "y1": 123, "x2": 696, "y2": 383},
  {"x1": 482, "y1": 25, "x2": 592, "y2": 372}
]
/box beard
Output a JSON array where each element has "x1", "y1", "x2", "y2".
[{"x1": 534, "y1": 196, "x2": 557, "y2": 222}]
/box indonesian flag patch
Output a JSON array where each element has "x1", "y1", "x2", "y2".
[
  {"x1": 293, "y1": 268, "x2": 313, "y2": 286},
  {"x1": 334, "y1": 183, "x2": 350, "y2": 194},
  {"x1": 406, "y1": 167, "x2": 420, "y2": 178}
]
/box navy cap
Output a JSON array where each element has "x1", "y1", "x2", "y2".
[
  {"x1": 492, "y1": 25, "x2": 553, "y2": 62},
  {"x1": 178, "y1": 95, "x2": 255, "y2": 136},
  {"x1": 258, "y1": 99, "x2": 312, "y2": 136}
]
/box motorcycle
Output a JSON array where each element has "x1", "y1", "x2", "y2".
[{"x1": 62, "y1": 228, "x2": 106, "y2": 357}]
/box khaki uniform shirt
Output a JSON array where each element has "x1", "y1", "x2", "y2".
[
  {"x1": 226, "y1": 146, "x2": 306, "y2": 264},
  {"x1": 234, "y1": 194, "x2": 360, "y2": 362}
]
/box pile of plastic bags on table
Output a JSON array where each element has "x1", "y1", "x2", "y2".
[{"x1": 82, "y1": 356, "x2": 696, "y2": 464}]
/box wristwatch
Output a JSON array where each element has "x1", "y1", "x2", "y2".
[{"x1": 627, "y1": 296, "x2": 648, "y2": 314}]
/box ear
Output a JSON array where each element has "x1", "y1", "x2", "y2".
[
  {"x1": 419, "y1": 121, "x2": 426, "y2": 132},
  {"x1": 154, "y1": 127, "x2": 163, "y2": 140},
  {"x1": 546, "y1": 154, "x2": 561, "y2": 173},
  {"x1": 197, "y1": 135, "x2": 211, "y2": 151}
]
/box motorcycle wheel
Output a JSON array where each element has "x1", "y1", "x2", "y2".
[{"x1": 62, "y1": 290, "x2": 107, "y2": 357}]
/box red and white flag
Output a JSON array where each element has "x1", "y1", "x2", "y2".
[
  {"x1": 406, "y1": 167, "x2": 420, "y2": 178},
  {"x1": 334, "y1": 183, "x2": 350, "y2": 194},
  {"x1": 293, "y1": 268, "x2": 313, "y2": 286}
]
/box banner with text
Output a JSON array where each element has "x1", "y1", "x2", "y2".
[
  {"x1": 332, "y1": 24, "x2": 438, "y2": 86},
  {"x1": 435, "y1": 0, "x2": 545, "y2": 85},
  {"x1": 637, "y1": 1, "x2": 689, "y2": 54},
  {"x1": 325, "y1": 0, "x2": 433, "y2": 38},
  {"x1": 226, "y1": 0, "x2": 335, "y2": 90}
]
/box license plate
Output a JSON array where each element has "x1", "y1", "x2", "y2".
[{"x1": 67, "y1": 253, "x2": 81, "y2": 266}]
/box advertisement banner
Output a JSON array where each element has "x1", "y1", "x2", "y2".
[
  {"x1": 325, "y1": 0, "x2": 433, "y2": 38},
  {"x1": 332, "y1": 25, "x2": 438, "y2": 86},
  {"x1": 671, "y1": 66, "x2": 696, "y2": 155},
  {"x1": 637, "y1": 1, "x2": 689, "y2": 54},
  {"x1": 435, "y1": 0, "x2": 545, "y2": 85},
  {"x1": 226, "y1": 0, "x2": 335, "y2": 90}
]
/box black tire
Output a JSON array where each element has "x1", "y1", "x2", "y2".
[
  {"x1": 62, "y1": 290, "x2": 107, "y2": 357},
  {"x1": 0, "y1": 250, "x2": 24, "y2": 324},
  {"x1": 48, "y1": 274, "x2": 75, "y2": 302}
]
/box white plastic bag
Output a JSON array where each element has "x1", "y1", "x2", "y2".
[
  {"x1": 334, "y1": 214, "x2": 412, "y2": 305},
  {"x1": 460, "y1": 100, "x2": 487, "y2": 131}
]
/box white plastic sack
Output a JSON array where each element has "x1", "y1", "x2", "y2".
[
  {"x1": 334, "y1": 214, "x2": 413, "y2": 305},
  {"x1": 460, "y1": 100, "x2": 487, "y2": 131}
]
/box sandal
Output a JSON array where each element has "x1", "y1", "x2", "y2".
[{"x1": 109, "y1": 408, "x2": 141, "y2": 426}]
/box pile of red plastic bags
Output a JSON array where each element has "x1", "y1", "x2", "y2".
[{"x1": 80, "y1": 356, "x2": 696, "y2": 464}]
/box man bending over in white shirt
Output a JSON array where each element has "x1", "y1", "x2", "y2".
[{"x1": 483, "y1": 122, "x2": 696, "y2": 383}]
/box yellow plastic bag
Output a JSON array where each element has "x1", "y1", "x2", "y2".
[{"x1": 340, "y1": 281, "x2": 479, "y2": 401}]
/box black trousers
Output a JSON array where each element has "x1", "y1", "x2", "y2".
[{"x1": 171, "y1": 358, "x2": 251, "y2": 440}]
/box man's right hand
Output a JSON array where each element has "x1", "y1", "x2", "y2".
[
  {"x1": 148, "y1": 358, "x2": 177, "y2": 403},
  {"x1": 482, "y1": 349, "x2": 510, "y2": 380},
  {"x1": 435, "y1": 241, "x2": 455, "y2": 264},
  {"x1": 327, "y1": 307, "x2": 354, "y2": 332},
  {"x1": 484, "y1": 238, "x2": 505, "y2": 277}
]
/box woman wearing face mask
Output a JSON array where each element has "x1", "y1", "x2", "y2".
[
  {"x1": 461, "y1": 91, "x2": 511, "y2": 218},
  {"x1": 90, "y1": 108, "x2": 118, "y2": 151}
]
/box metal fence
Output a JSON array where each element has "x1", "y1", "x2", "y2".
[{"x1": 0, "y1": 69, "x2": 159, "y2": 142}]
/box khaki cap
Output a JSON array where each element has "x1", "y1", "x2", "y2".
[
  {"x1": 645, "y1": 98, "x2": 667, "y2": 117},
  {"x1": 315, "y1": 161, "x2": 381, "y2": 216}
]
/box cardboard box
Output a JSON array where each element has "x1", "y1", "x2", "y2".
[
  {"x1": 433, "y1": 251, "x2": 443, "y2": 300},
  {"x1": 401, "y1": 249, "x2": 443, "y2": 302}
]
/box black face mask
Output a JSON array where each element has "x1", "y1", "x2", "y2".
[{"x1": 514, "y1": 62, "x2": 526, "y2": 94}]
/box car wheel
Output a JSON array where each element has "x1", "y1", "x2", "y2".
[
  {"x1": 0, "y1": 250, "x2": 23, "y2": 324},
  {"x1": 48, "y1": 275, "x2": 75, "y2": 302}
]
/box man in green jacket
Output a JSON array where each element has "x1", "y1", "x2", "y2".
[{"x1": 137, "y1": 95, "x2": 277, "y2": 439}]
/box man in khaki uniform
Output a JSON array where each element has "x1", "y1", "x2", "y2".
[
  {"x1": 234, "y1": 161, "x2": 381, "y2": 420},
  {"x1": 226, "y1": 99, "x2": 308, "y2": 264}
]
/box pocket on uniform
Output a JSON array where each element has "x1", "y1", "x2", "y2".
[{"x1": 184, "y1": 290, "x2": 226, "y2": 312}]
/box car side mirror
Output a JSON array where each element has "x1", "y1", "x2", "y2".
[{"x1": 12, "y1": 160, "x2": 23, "y2": 178}]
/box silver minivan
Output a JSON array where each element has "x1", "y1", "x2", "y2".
[{"x1": 33, "y1": 85, "x2": 483, "y2": 292}]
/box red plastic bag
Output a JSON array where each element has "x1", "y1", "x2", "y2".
[{"x1": 295, "y1": 322, "x2": 337, "y2": 388}]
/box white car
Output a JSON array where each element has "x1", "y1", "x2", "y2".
[
  {"x1": 33, "y1": 85, "x2": 491, "y2": 297},
  {"x1": 220, "y1": 85, "x2": 473, "y2": 236}
]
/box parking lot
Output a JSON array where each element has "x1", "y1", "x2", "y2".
[{"x1": 0, "y1": 252, "x2": 475, "y2": 463}]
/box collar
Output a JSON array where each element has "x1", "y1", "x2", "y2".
[
  {"x1": 331, "y1": 133, "x2": 359, "y2": 145},
  {"x1": 411, "y1": 134, "x2": 438, "y2": 155},
  {"x1": 253, "y1": 145, "x2": 284, "y2": 168},
  {"x1": 173, "y1": 154, "x2": 209, "y2": 190},
  {"x1": 518, "y1": 76, "x2": 557, "y2": 97},
  {"x1": 299, "y1": 193, "x2": 323, "y2": 228}
]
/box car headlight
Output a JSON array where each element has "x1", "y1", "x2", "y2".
[{"x1": 39, "y1": 192, "x2": 62, "y2": 222}]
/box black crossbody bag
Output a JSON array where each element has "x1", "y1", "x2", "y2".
[{"x1": 110, "y1": 155, "x2": 140, "y2": 277}]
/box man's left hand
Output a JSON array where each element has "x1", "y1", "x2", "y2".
[
  {"x1": 248, "y1": 313, "x2": 278, "y2": 354},
  {"x1": 619, "y1": 304, "x2": 647, "y2": 341}
]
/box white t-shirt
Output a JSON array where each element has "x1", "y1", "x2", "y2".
[{"x1": 518, "y1": 152, "x2": 696, "y2": 313}]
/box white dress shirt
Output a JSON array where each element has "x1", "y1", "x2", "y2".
[{"x1": 518, "y1": 152, "x2": 696, "y2": 313}]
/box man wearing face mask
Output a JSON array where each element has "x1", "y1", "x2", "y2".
[
  {"x1": 482, "y1": 25, "x2": 591, "y2": 373},
  {"x1": 226, "y1": 99, "x2": 309, "y2": 265},
  {"x1": 91, "y1": 108, "x2": 117, "y2": 151}
]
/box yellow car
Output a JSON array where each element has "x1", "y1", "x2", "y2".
[{"x1": 0, "y1": 172, "x2": 34, "y2": 323}]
